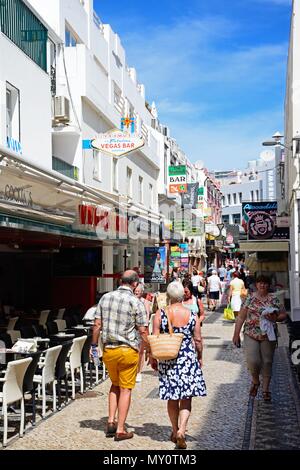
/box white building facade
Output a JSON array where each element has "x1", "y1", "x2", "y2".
[
  {"x1": 27, "y1": 0, "x2": 162, "y2": 291},
  {"x1": 284, "y1": 0, "x2": 300, "y2": 321},
  {"x1": 216, "y1": 154, "x2": 278, "y2": 227}
]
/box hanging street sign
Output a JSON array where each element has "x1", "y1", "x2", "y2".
[
  {"x1": 168, "y1": 165, "x2": 187, "y2": 193},
  {"x1": 121, "y1": 116, "x2": 135, "y2": 133},
  {"x1": 91, "y1": 129, "x2": 145, "y2": 157}
]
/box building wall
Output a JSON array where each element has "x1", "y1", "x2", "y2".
[
  {"x1": 219, "y1": 157, "x2": 277, "y2": 226},
  {"x1": 29, "y1": 0, "x2": 161, "y2": 213},
  {"x1": 0, "y1": 32, "x2": 52, "y2": 168},
  {"x1": 284, "y1": 0, "x2": 300, "y2": 320}
]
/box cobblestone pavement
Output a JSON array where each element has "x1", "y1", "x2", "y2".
[
  {"x1": 249, "y1": 325, "x2": 300, "y2": 450},
  {"x1": 4, "y1": 310, "x2": 300, "y2": 450}
]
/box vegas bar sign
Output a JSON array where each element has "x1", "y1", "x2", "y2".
[{"x1": 91, "y1": 129, "x2": 145, "y2": 157}]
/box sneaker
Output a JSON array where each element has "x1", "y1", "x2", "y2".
[{"x1": 135, "y1": 373, "x2": 142, "y2": 383}]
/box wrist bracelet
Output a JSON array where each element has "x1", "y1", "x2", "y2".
[{"x1": 91, "y1": 343, "x2": 98, "y2": 347}]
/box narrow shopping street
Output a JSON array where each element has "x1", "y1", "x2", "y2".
[{"x1": 6, "y1": 309, "x2": 300, "y2": 451}]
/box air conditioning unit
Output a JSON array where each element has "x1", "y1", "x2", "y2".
[{"x1": 54, "y1": 96, "x2": 70, "y2": 122}]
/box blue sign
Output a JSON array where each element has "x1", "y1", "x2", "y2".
[
  {"x1": 7, "y1": 137, "x2": 22, "y2": 155},
  {"x1": 82, "y1": 140, "x2": 92, "y2": 150}
]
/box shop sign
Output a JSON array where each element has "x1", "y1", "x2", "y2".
[
  {"x1": 226, "y1": 234, "x2": 234, "y2": 244},
  {"x1": 168, "y1": 165, "x2": 187, "y2": 194},
  {"x1": 198, "y1": 187, "x2": 204, "y2": 196},
  {"x1": 182, "y1": 183, "x2": 199, "y2": 209},
  {"x1": 91, "y1": 129, "x2": 144, "y2": 157},
  {"x1": 224, "y1": 224, "x2": 240, "y2": 243},
  {"x1": 78, "y1": 204, "x2": 128, "y2": 240},
  {"x1": 180, "y1": 243, "x2": 189, "y2": 270},
  {"x1": 0, "y1": 184, "x2": 33, "y2": 207},
  {"x1": 242, "y1": 201, "x2": 289, "y2": 240},
  {"x1": 242, "y1": 201, "x2": 277, "y2": 233},
  {"x1": 144, "y1": 246, "x2": 167, "y2": 284},
  {"x1": 170, "y1": 244, "x2": 189, "y2": 270},
  {"x1": 248, "y1": 212, "x2": 275, "y2": 240},
  {"x1": 7, "y1": 137, "x2": 22, "y2": 155}
]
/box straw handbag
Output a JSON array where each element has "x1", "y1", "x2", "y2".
[{"x1": 147, "y1": 308, "x2": 184, "y2": 361}]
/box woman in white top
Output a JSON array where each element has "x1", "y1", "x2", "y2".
[
  {"x1": 207, "y1": 271, "x2": 222, "y2": 311},
  {"x1": 191, "y1": 268, "x2": 201, "y2": 298},
  {"x1": 229, "y1": 272, "x2": 245, "y2": 318}
]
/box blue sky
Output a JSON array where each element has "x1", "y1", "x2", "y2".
[{"x1": 94, "y1": 0, "x2": 292, "y2": 171}]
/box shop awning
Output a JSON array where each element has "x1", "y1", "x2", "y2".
[{"x1": 239, "y1": 241, "x2": 289, "y2": 252}]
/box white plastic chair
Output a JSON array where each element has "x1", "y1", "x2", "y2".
[
  {"x1": 7, "y1": 330, "x2": 21, "y2": 345},
  {"x1": 6, "y1": 317, "x2": 19, "y2": 330},
  {"x1": 33, "y1": 345, "x2": 62, "y2": 418},
  {"x1": 57, "y1": 308, "x2": 66, "y2": 320},
  {"x1": 54, "y1": 320, "x2": 66, "y2": 332},
  {"x1": 0, "y1": 357, "x2": 32, "y2": 447},
  {"x1": 39, "y1": 310, "x2": 50, "y2": 327},
  {"x1": 66, "y1": 336, "x2": 87, "y2": 399}
]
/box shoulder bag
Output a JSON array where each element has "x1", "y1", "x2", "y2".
[{"x1": 147, "y1": 307, "x2": 184, "y2": 361}]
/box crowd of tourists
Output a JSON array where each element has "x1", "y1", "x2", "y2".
[{"x1": 90, "y1": 259, "x2": 287, "y2": 450}]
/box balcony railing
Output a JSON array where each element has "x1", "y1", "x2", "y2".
[
  {"x1": 52, "y1": 156, "x2": 79, "y2": 181},
  {"x1": 114, "y1": 92, "x2": 125, "y2": 115},
  {"x1": 93, "y1": 10, "x2": 104, "y2": 34},
  {"x1": 141, "y1": 123, "x2": 148, "y2": 144}
]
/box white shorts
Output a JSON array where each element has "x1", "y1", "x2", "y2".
[{"x1": 231, "y1": 295, "x2": 242, "y2": 312}]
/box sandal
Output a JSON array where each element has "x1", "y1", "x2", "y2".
[
  {"x1": 263, "y1": 391, "x2": 271, "y2": 402},
  {"x1": 176, "y1": 433, "x2": 187, "y2": 449},
  {"x1": 249, "y1": 381, "x2": 260, "y2": 397},
  {"x1": 106, "y1": 422, "x2": 117, "y2": 438}
]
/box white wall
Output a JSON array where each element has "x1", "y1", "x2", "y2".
[
  {"x1": 285, "y1": 0, "x2": 300, "y2": 320},
  {"x1": 0, "y1": 34, "x2": 52, "y2": 168},
  {"x1": 27, "y1": 0, "x2": 61, "y2": 34}
]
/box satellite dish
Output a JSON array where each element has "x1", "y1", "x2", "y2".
[
  {"x1": 260, "y1": 150, "x2": 275, "y2": 162},
  {"x1": 194, "y1": 160, "x2": 204, "y2": 169}
]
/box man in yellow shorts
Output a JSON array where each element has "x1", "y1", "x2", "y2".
[{"x1": 91, "y1": 270, "x2": 148, "y2": 441}]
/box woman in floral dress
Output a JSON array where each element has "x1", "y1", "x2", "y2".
[
  {"x1": 150, "y1": 282, "x2": 206, "y2": 449},
  {"x1": 232, "y1": 275, "x2": 286, "y2": 401}
]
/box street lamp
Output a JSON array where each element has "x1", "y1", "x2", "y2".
[
  {"x1": 262, "y1": 132, "x2": 300, "y2": 152},
  {"x1": 262, "y1": 140, "x2": 292, "y2": 151}
]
